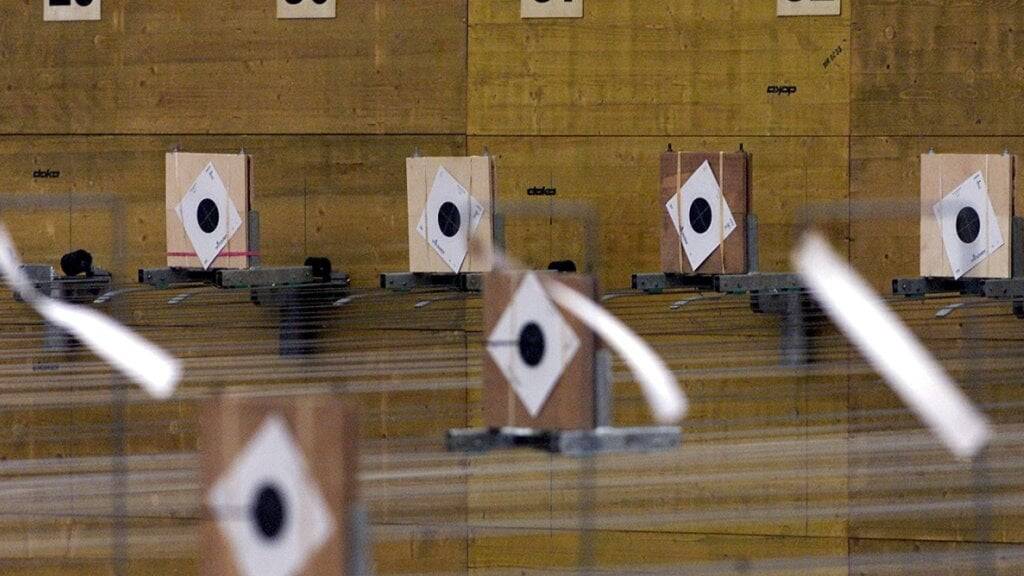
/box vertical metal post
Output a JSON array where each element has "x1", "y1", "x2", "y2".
[{"x1": 781, "y1": 292, "x2": 807, "y2": 367}]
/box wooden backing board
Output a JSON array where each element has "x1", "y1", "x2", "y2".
[
  {"x1": 165, "y1": 152, "x2": 251, "y2": 270},
  {"x1": 406, "y1": 156, "x2": 494, "y2": 273},
  {"x1": 659, "y1": 151, "x2": 749, "y2": 274},
  {"x1": 200, "y1": 395, "x2": 359, "y2": 576},
  {"x1": 482, "y1": 271, "x2": 596, "y2": 430},
  {"x1": 919, "y1": 153, "x2": 1015, "y2": 279}
]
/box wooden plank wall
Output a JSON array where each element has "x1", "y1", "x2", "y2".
[{"x1": 1, "y1": 0, "x2": 1022, "y2": 575}]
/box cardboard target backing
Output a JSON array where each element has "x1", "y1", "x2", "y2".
[
  {"x1": 660, "y1": 150, "x2": 749, "y2": 274},
  {"x1": 166, "y1": 152, "x2": 251, "y2": 270},
  {"x1": 200, "y1": 395, "x2": 359, "y2": 576},
  {"x1": 483, "y1": 271, "x2": 596, "y2": 431},
  {"x1": 920, "y1": 154, "x2": 1015, "y2": 279},
  {"x1": 406, "y1": 156, "x2": 495, "y2": 274}
]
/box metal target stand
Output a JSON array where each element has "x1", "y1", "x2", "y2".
[
  {"x1": 631, "y1": 215, "x2": 817, "y2": 366},
  {"x1": 139, "y1": 210, "x2": 351, "y2": 356},
  {"x1": 447, "y1": 350, "x2": 682, "y2": 456},
  {"x1": 380, "y1": 148, "x2": 493, "y2": 293},
  {"x1": 446, "y1": 201, "x2": 683, "y2": 457},
  {"x1": 894, "y1": 216, "x2": 1024, "y2": 319},
  {"x1": 17, "y1": 251, "x2": 114, "y2": 358}
]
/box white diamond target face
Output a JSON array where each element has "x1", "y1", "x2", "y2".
[
  {"x1": 208, "y1": 415, "x2": 335, "y2": 576},
  {"x1": 665, "y1": 160, "x2": 737, "y2": 270},
  {"x1": 175, "y1": 162, "x2": 242, "y2": 270},
  {"x1": 416, "y1": 167, "x2": 484, "y2": 273},
  {"x1": 277, "y1": 0, "x2": 335, "y2": 19},
  {"x1": 933, "y1": 171, "x2": 1005, "y2": 279},
  {"x1": 486, "y1": 274, "x2": 580, "y2": 417},
  {"x1": 44, "y1": 0, "x2": 101, "y2": 21}
]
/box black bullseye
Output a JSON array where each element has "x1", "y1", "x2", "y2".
[
  {"x1": 252, "y1": 484, "x2": 287, "y2": 540},
  {"x1": 438, "y1": 202, "x2": 461, "y2": 238},
  {"x1": 197, "y1": 198, "x2": 220, "y2": 234},
  {"x1": 956, "y1": 206, "x2": 981, "y2": 244},
  {"x1": 518, "y1": 322, "x2": 546, "y2": 367},
  {"x1": 689, "y1": 197, "x2": 713, "y2": 234}
]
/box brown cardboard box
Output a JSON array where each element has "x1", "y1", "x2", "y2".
[
  {"x1": 200, "y1": 395, "x2": 358, "y2": 576},
  {"x1": 660, "y1": 150, "x2": 749, "y2": 274},
  {"x1": 406, "y1": 156, "x2": 494, "y2": 273},
  {"x1": 166, "y1": 152, "x2": 252, "y2": 270},
  {"x1": 920, "y1": 153, "x2": 1015, "y2": 278},
  {"x1": 483, "y1": 271, "x2": 596, "y2": 431}
]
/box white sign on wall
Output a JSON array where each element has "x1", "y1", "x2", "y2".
[
  {"x1": 777, "y1": 0, "x2": 840, "y2": 17},
  {"x1": 43, "y1": 0, "x2": 101, "y2": 22},
  {"x1": 277, "y1": 0, "x2": 336, "y2": 20},
  {"x1": 521, "y1": 0, "x2": 583, "y2": 19}
]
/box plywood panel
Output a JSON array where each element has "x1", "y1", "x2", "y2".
[
  {"x1": 0, "y1": 1, "x2": 466, "y2": 134},
  {"x1": 850, "y1": 137, "x2": 1024, "y2": 292},
  {"x1": 848, "y1": 299, "x2": 1024, "y2": 545},
  {"x1": 852, "y1": 1, "x2": 1024, "y2": 136},
  {"x1": 468, "y1": 136, "x2": 849, "y2": 289},
  {"x1": 469, "y1": 0, "x2": 850, "y2": 136},
  {"x1": 850, "y1": 537, "x2": 1024, "y2": 575},
  {"x1": 469, "y1": 529, "x2": 848, "y2": 575}
]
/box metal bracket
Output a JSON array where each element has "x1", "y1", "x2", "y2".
[
  {"x1": 139, "y1": 266, "x2": 348, "y2": 291},
  {"x1": 593, "y1": 349, "x2": 613, "y2": 428},
  {"x1": 379, "y1": 272, "x2": 483, "y2": 292},
  {"x1": 15, "y1": 264, "x2": 115, "y2": 357},
  {"x1": 140, "y1": 262, "x2": 350, "y2": 356},
  {"x1": 250, "y1": 273, "x2": 350, "y2": 357},
  {"x1": 445, "y1": 426, "x2": 681, "y2": 457},
  {"x1": 346, "y1": 501, "x2": 373, "y2": 576},
  {"x1": 892, "y1": 217, "x2": 1024, "y2": 318},
  {"x1": 18, "y1": 264, "x2": 113, "y2": 304}
]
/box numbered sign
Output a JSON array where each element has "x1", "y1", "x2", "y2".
[
  {"x1": 43, "y1": 0, "x2": 101, "y2": 21},
  {"x1": 277, "y1": 0, "x2": 335, "y2": 20},
  {"x1": 521, "y1": 0, "x2": 583, "y2": 19},
  {"x1": 777, "y1": 0, "x2": 840, "y2": 16}
]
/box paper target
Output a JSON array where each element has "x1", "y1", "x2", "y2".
[
  {"x1": 175, "y1": 162, "x2": 243, "y2": 270},
  {"x1": 277, "y1": 0, "x2": 335, "y2": 19},
  {"x1": 665, "y1": 160, "x2": 737, "y2": 270},
  {"x1": 207, "y1": 415, "x2": 335, "y2": 576},
  {"x1": 486, "y1": 273, "x2": 580, "y2": 417},
  {"x1": 932, "y1": 171, "x2": 1004, "y2": 279},
  {"x1": 44, "y1": 0, "x2": 101, "y2": 21},
  {"x1": 416, "y1": 167, "x2": 485, "y2": 273}
]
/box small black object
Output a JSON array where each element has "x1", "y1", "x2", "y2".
[
  {"x1": 304, "y1": 256, "x2": 333, "y2": 282},
  {"x1": 437, "y1": 202, "x2": 462, "y2": 238},
  {"x1": 60, "y1": 249, "x2": 94, "y2": 277},
  {"x1": 196, "y1": 198, "x2": 220, "y2": 234},
  {"x1": 252, "y1": 484, "x2": 287, "y2": 540},
  {"x1": 956, "y1": 206, "x2": 981, "y2": 244},
  {"x1": 518, "y1": 322, "x2": 546, "y2": 367},
  {"x1": 689, "y1": 198, "x2": 713, "y2": 234},
  {"x1": 547, "y1": 260, "x2": 577, "y2": 273}
]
